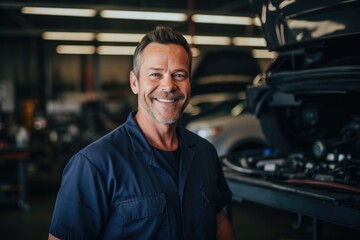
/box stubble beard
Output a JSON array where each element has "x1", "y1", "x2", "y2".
[{"x1": 139, "y1": 95, "x2": 184, "y2": 125}]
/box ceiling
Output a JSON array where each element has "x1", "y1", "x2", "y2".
[{"x1": 0, "y1": 0, "x2": 263, "y2": 43}]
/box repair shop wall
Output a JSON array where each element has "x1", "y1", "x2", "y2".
[
  {"x1": 50, "y1": 52, "x2": 133, "y2": 94},
  {"x1": 0, "y1": 36, "x2": 45, "y2": 121},
  {"x1": 0, "y1": 36, "x2": 136, "y2": 109}
]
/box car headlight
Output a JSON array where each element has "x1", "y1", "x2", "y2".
[{"x1": 196, "y1": 127, "x2": 222, "y2": 139}]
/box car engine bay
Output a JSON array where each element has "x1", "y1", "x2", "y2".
[{"x1": 223, "y1": 34, "x2": 360, "y2": 195}]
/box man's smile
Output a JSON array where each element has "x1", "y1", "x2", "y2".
[{"x1": 156, "y1": 98, "x2": 176, "y2": 103}]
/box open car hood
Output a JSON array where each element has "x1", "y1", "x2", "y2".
[
  {"x1": 252, "y1": 0, "x2": 360, "y2": 51},
  {"x1": 226, "y1": 0, "x2": 360, "y2": 201},
  {"x1": 246, "y1": 0, "x2": 360, "y2": 154}
]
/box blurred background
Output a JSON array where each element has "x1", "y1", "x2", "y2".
[
  {"x1": 0, "y1": 0, "x2": 273, "y2": 196},
  {"x1": 2, "y1": 1, "x2": 357, "y2": 239}
]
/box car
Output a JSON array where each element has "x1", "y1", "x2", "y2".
[
  {"x1": 185, "y1": 95, "x2": 267, "y2": 157},
  {"x1": 182, "y1": 49, "x2": 268, "y2": 157},
  {"x1": 226, "y1": 0, "x2": 360, "y2": 189}
]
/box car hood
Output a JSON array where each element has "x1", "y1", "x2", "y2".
[
  {"x1": 186, "y1": 113, "x2": 262, "y2": 134},
  {"x1": 252, "y1": 0, "x2": 360, "y2": 51},
  {"x1": 246, "y1": 0, "x2": 360, "y2": 155}
]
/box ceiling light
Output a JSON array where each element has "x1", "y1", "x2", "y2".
[
  {"x1": 97, "y1": 46, "x2": 136, "y2": 55},
  {"x1": 21, "y1": 7, "x2": 96, "y2": 17},
  {"x1": 100, "y1": 10, "x2": 187, "y2": 22},
  {"x1": 43, "y1": 32, "x2": 95, "y2": 41},
  {"x1": 251, "y1": 49, "x2": 278, "y2": 59},
  {"x1": 96, "y1": 33, "x2": 144, "y2": 42},
  {"x1": 56, "y1": 45, "x2": 95, "y2": 54},
  {"x1": 232, "y1": 37, "x2": 267, "y2": 47},
  {"x1": 184, "y1": 35, "x2": 231, "y2": 45},
  {"x1": 192, "y1": 14, "x2": 253, "y2": 26}
]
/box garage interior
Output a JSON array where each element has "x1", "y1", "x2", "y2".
[{"x1": 1, "y1": 0, "x2": 360, "y2": 239}]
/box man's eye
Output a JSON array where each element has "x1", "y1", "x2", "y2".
[
  {"x1": 173, "y1": 74, "x2": 187, "y2": 81},
  {"x1": 150, "y1": 73, "x2": 161, "y2": 78}
]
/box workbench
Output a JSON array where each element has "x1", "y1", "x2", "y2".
[
  {"x1": 225, "y1": 170, "x2": 360, "y2": 240},
  {"x1": 0, "y1": 147, "x2": 30, "y2": 210}
]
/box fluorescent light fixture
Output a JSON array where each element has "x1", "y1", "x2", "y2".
[
  {"x1": 232, "y1": 37, "x2": 267, "y2": 47},
  {"x1": 21, "y1": 7, "x2": 96, "y2": 17},
  {"x1": 97, "y1": 46, "x2": 136, "y2": 55},
  {"x1": 192, "y1": 14, "x2": 253, "y2": 26},
  {"x1": 100, "y1": 10, "x2": 187, "y2": 22},
  {"x1": 251, "y1": 49, "x2": 278, "y2": 59},
  {"x1": 56, "y1": 45, "x2": 95, "y2": 54},
  {"x1": 185, "y1": 35, "x2": 231, "y2": 45},
  {"x1": 96, "y1": 33, "x2": 144, "y2": 42},
  {"x1": 43, "y1": 32, "x2": 95, "y2": 41}
]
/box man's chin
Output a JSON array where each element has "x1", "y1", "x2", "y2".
[
  {"x1": 153, "y1": 112, "x2": 180, "y2": 125},
  {"x1": 155, "y1": 116, "x2": 178, "y2": 125}
]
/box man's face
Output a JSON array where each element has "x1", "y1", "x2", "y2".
[{"x1": 130, "y1": 42, "x2": 190, "y2": 125}]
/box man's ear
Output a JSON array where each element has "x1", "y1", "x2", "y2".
[{"x1": 130, "y1": 71, "x2": 138, "y2": 94}]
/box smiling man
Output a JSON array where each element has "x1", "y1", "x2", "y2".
[{"x1": 48, "y1": 26, "x2": 236, "y2": 240}]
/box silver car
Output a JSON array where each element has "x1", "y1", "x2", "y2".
[{"x1": 185, "y1": 93, "x2": 267, "y2": 158}]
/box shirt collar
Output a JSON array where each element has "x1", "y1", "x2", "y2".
[{"x1": 124, "y1": 111, "x2": 197, "y2": 152}]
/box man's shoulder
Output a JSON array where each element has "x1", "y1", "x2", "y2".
[
  {"x1": 77, "y1": 124, "x2": 129, "y2": 158},
  {"x1": 179, "y1": 125, "x2": 215, "y2": 149},
  {"x1": 88, "y1": 111, "x2": 135, "y2": 149}
]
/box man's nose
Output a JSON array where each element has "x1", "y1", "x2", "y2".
[{"x1": 160, "y1": 74, "x2": 177, "y2": 91}]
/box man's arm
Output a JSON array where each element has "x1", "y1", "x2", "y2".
[{"x1": 217, "y1": 210, "x2": 237, "y2": 240}]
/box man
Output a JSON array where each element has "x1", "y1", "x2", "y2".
[{"x1": 49, "y1": 26, "x2": 236, "y2": 240}]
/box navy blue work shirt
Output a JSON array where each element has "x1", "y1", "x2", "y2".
[{"x1": 49, "y1": 112, "x2": 232, "y2": 240}]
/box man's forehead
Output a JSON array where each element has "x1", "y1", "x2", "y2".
[
  {"x1": 140, "y1": 43, "x2": 189, "y2": 70},
  {"x1": 143, "y1": 42, "x2": 186, "y2": 55}
]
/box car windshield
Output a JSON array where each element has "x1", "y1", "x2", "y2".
[{"x1": 186, "y1": 98, "x2": 246, "y2": 121}]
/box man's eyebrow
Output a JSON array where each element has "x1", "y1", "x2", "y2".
[
  {"x1": 173, "y1": 68, "x2": 188, "y2": 74},
  {"x1": 148, "y1": 67, "x2": 164, "y2": 71}
]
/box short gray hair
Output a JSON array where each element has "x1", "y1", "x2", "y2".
[{"x1": 132, "y1": 26, "x2": 192, "y2": 78}]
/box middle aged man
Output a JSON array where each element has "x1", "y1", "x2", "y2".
[{"x1": 48, "y1": 26, "x2": 236, "y2": 240}]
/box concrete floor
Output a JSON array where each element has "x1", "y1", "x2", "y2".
[{"x1": 0, "y1": 178, "x2": 359, "y2": 240}]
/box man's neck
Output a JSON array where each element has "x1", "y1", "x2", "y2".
[{"x1": 134, "y1": 111, "x2": 179, "y2": 151}]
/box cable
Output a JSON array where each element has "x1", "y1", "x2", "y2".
[{"x1": 284, "y1": 179, "x2": 360, "y2": 193}]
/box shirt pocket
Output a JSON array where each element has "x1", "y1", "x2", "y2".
[
  {"x1": 115, "y1": 193, "x2": 166, "y2": 222},
  {"x1": 111, "y1": 193, "x2": 171, "y2": 239}
]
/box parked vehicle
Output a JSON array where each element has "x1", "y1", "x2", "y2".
[
  {"x1": 226, "y1": 0, "x2": 360, "y2": 190},
  {"x1": 183, "y1": 49, "x2": 268, "y2": 157},
  {"x1": 186, "y1": 96, "x2": 267, "y2": 157}
]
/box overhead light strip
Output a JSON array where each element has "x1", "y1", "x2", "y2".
[
  {"x1": 56, "y1": 45, "x2": 202, "y2": 56},
  {"x1": 100, "y1": 10, "x2": 187, "y2": 22},
  {"x1": 21, "y1": 7, "x2": 96, "y2": 17},
  {"x1": 43, "y1": 32, "x2": 95, "y2": 41},
  {"x1": 192, "y1": 14, "x2": 253, "y2": 26},
  {"x1": 233, "y1": 37, "x2": 267, "y2": 47},
  {"x1": 56, "y1": 45, "x2": 96, "y2": 54},
  {"x1": 97, "y1": 46, "x2": 136, "y2": 55},
  {"x1": 184, "y1": 35, "x2": 232, "y2": 45},
  {"x1": 43, "y1": 32, "x2": 266, "y2": 47},
  {"x1": 21, "y1": 6, "x2": 260, "y2": 26},
  {"x1": 96, "y1": 33, "x2": 144, "y2": 42}
]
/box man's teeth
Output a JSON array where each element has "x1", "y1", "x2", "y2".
[{"x1": 157, "y1": 98, "x2": 175, "y2": 103}]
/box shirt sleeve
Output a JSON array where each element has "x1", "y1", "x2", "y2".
[
  {"x1": 49, "y1": 153, "x2": 110, "y2": 240},
  {"x1": 215, "y1": 152, "x2": 233, "y2": 213}
]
